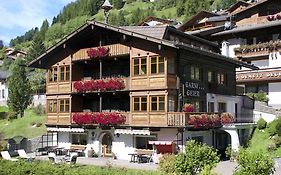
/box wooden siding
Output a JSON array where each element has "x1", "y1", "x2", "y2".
[
  {"x1": 46, "y1": 113, "x2": 71, "y2": 125},
  {"x1": 72, "y1": 44, "x2": 130, "y2": 61},
  {"x1": 47, "y1": 82, "x2": 71, "y2": 94}
]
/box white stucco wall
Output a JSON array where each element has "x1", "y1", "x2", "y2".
[
  {"x1": 206, "y1": 93, "x2": 242, "y2": 116},
  {"x1": 253, "y1": 111, "x2": 277, "y2": 123},
  {"x1": 155, "y1": 128, "x2": 178, "y2": 141},
  {"x1": 269, "y1": 52, "x2": 281, "y2": 68},
  {"x1": 183, "y1": 130, "x2": 213, "y2": 147},
  {"x1": 268, "y1": 82, "x2": 281, "y2": 109},
  {"x1": 0, "y1": 81, "x2": 8, "y2": 106}
]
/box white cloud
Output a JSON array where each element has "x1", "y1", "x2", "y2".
[{"x1": 0, "y1": 0, "x2": 75, "y2": 44}]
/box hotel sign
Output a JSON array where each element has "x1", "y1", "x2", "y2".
[
  {"x1": 236, "y1": 70, "x2": 281, "y2": 83},
  {"x1": 184, "y1": 82, "x2": 205, "y2": 97}
]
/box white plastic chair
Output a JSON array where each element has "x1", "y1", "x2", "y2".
[
  {"x1": 17, "y1": 149, "x2": 35, "y2": 160},
  {"x1": 0, "y1": 151, "x2": 18, "y2": 161}
]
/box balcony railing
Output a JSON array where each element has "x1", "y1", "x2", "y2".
[
  {"x1": 234, "y1": 40, "x2": 281, "y2": 58},
  {"x1": 72, "y1": 44, "x2": 130, "y2": 61}
]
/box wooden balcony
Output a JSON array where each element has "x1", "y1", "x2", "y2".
[
  {"x1": 235, "y1": 49, "x2": 269, "y2": 60},
  {"x1": 46, "y1": 81, "x2": 72, "y2": 94},
  {"x1": 46, "y1": 113, "x2": 71, "y2": 125},
  {"x1": 72, "y1": 44, "x2": 130, "y2": 61}
]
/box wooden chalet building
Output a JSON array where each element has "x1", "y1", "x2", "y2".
[{"x1": 29, "y1": 20, "x2": 255, "y2": 160}]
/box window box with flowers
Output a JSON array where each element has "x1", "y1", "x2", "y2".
[
  {"x1": 220, "y1": 112, "x2": 235, "y2": 124},
  {"x1": 72, "y1": 112, "x2": 126, "y2": 125},
  {"x1": 187, "y1": 113, "x2": 221, "y2": 129},
  {"x1": 87, "y1": 47, "x2": 110, "y2": 59},
  {"x1": 73, "y1": 78, "x2": 125, "y2": 93}
]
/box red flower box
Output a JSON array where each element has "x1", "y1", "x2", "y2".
[
  {"x1": 73, "y1": 112, "x2": 126, "y2": 125},
  {"x1": 182, "y1": 103, "x2": 194, "y2": 112},
  {"x1": 187, "y1": 113, "x2": 221, "y2": 129},
  {"x1": 73, "y1": 78, "x2": 125, "y2": 92},
  {"x1": 221, "y1": 112, "x2": 234, "y2": 124},
  {"x1": 87, "y1": 47, "x2": 109, "y2": 59}
]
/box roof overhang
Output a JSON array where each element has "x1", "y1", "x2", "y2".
[
  {"x1": 47, "y1": 127, "x2": 85, "y2": 133},
  {"x1": 114, "y1": 129, "x2": 150, "y2": 135}
]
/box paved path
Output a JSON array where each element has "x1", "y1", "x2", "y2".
[{"x1": 34, "y1": 155, "x2": 281, "y2": 174}]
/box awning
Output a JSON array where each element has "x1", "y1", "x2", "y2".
[
  {"x1": 114, "y1": 129, "x2": 150, "y2": 135},
  {"x1": 148, "y1": 141, "x2": 174, "y2": 145},
  {"x1": 47, "y1": 127, "x2": 85, "y2": 133}
]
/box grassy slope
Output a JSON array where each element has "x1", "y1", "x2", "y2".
[
  {"x1": 0, "y1": 106, "x2": 46, "y2": 139},
  {"x1": 247, "y1": 126, "x2": 281, "y2": 158}
]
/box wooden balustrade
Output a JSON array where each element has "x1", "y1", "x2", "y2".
[
  {"x1": 72, "y1": 44, "x2": 130, "y2": 61},
  {"x1": 167, "y1": 112, "x2": 187, "y2": 126}
]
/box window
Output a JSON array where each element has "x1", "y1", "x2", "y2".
[
  {"x1": 48, "y1": 99, "x2": 57, "y2": 113},
  {"x1": 218, "y1": 102, "x2": 227, "y2": 113},
  {"x1": 71, "y1": 133, "x2": 87, "y2": 145},
  {"x1": 133, "y1": 57, "x2": 147, "y2": 75},
  {"x1": 151, "y1": 96, "x2": 165, "y2": 111},
  {"x1": 208, "y1": 71, "x2": 214, "y2": 82},
  {"x1": 208, "y1": 102, "x2": 214, "y2": 112},
  {"x1": 133, "y1": 96, "x2": 147, "y2": 112},
  {"x1": 168, "y1": 96, "x2": 175, "y2": 112},
  {"x1": 59, "y1": 99, "x2": 70, "y2": 113},
  {"x1": 136, "y1": 135, "x2": 156, "y2": 149},
  {"x1": 48, "y1": 67, "x2": 57, "y2": 82},
  {"x1": 217, "y1": 73, "x2": 226, "y2": 85},
  {"x1": 150, "y1": 56, "x2": 164, "y2": 74},
  {"x1": 59, "y1": 66, "x2": 70, "y2": 81},
  {"x1": 2, "y1": 89, "x2": 4, "y2": 99},
  {"x1": 191, "y1": 66, "x2": 201, "y2": 80}
]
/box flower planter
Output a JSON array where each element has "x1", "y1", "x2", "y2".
[{"x1": 72, "y1": 112, "x2": 126, "y2": 125}]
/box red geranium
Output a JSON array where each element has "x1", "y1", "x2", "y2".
[
  {"x1": 73, "y1": 81, "x2": 84, "y2": 92},
  {"x1": 87, "y1": 47, "x2": 109, "y2": 59},
  {"x1": 73, "y1": 112, "x2": 126, "y2": 125}
]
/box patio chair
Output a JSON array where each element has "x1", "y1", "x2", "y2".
[
  {"x1": 0, "y1": 151, "x2": 18, "y2": 161},
  {"x1": 48, "y1": 152, "x2": 59, "y2": 164},
  {"x1": 65, "y1": 153, "x2": 78, "y2": 164},
  {"x1": 17, "y1": 149, "x2": 35, "y2": 161}
]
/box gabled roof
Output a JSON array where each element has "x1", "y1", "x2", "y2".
[
  {"x1": 227, "y1": 1, "x2": 251, "y2": 13},
  {"x1": 178, "y1": 11, "x2": 220, "y2": 31},
  {"x1": 121, "y1": 26, "x2": 168, "y2": 39},
  {"x1": 29, "y1": 20, "x2": 257, "y2": 70}
]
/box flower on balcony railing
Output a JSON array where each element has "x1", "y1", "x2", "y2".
[
  {"x1": 182, "y1": 103, "x2": 194, "y2": 112},
  {"x1": 73, "y1": 81, "x2": 84, "y2": 92},
  {"x1": 73, "y1": 78, "x2": 125, "y2": 92},
  {"x1": 87, "y1": 47, "x2": 109, "y2": 59},
  {"x1": 221, "y1": 112, "x2": 235, "y2": 124},
  {"x1": 73, "y1": 112, "x2": 126, "y2": 125},
  {"x1": 234, "y1": 39, "x2": 281, "y2": 54},
  {"x1": 187, "y1": 113, "x2": 221, "y2": 129},
  {"x1": 73, "y1": 113, "x2": 95, "y2": 125}
]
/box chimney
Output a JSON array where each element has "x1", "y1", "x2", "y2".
[{"x1": 221, "y1": 41, "x2": 230, "y2": 57}]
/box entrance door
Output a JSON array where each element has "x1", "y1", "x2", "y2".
[{"x1": 101, "y1": 133, "x2": 112, "y2": 157}]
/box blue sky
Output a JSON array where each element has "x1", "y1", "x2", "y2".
[{"x1": 0, "y1": 0, "x2": 75, "y2": 46}]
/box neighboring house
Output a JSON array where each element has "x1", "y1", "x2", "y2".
[
  {"x1": 137, "y1": 16, "x2": 181, "y2": 27},
  {"x1": 29, "y1": 20, "x2": 256, "y2": 160},
  {"x1": 0, "y1": 70, "x2": 9, "y2": 106},
  {"x1": 4, "y1": 47, "x2": 27, "y2": 60},
  {"x1": 179, "y1": 0, "x2": 281, "y2": 109}
]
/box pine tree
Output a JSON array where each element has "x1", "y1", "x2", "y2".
[
  {"x1": 26, "y1": 33, "x2": 45, "y2": 63},
  {"x1": 40, "y1": 19, "x2": 49, "y2": 40},
  {"x1": 7, "y1": 58, "x2": 32, "y2": 118}
]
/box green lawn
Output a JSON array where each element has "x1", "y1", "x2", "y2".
[
  {"x1": 0, "y1": 107, "x2": 46, "y2": 139},
  {"x1": 247, "y1": 126, "x2": 281, "y2": 158}
]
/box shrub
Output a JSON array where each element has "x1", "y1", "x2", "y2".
[
  {"x1": 199, "y1": 165, "x2": 218, "y2": 175},
  {"x1": 257, "y1": 118, "x2": 267, "y2": 130},
  {"x1": 246, "y1": 92, "x2": 268, "y2": 102},
  {"x1": 234, "y1": 149, "x2": 275, "y2": 175},
  {"x1": 273, "y1": 136, "x2": 281, "y2": 147},
  {"x1": 276, "y1": 117, "x2": 281, "y2": 136},
  {"x1": 33, "y1": 104, "x2": 45, "y2": 116},
  {"x1": 0, "y1": 112, "x2": 8, "y2": 120},
  {"x1": 268, "y1": 119, "x2": 278, "y2": 136},
  {"x1": 174, "y1": 140, "x2": 219, "y2": 175},
  {"x1": 267, "y1": 143, "x2": 277, "y2": 152},
  {"x1": 159, "y1": 154, "x2": 176, "y2": 174},
  {"x1": 7, "y1": 111, "x2": 18, "y2": 120},
  {"x1": 225, "y1": 144, "x2": 238, "y2": 161}
]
